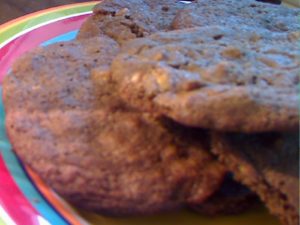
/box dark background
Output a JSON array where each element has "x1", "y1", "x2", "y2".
[{"x1": 0, "y1": 0, "x2": 89, "y2": 24}]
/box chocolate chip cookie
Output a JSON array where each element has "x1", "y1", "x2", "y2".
[
  {"x1": 78, "y1": 0, "x2": 298, "y2": 44},
  {"x1": 77, "y1": 0, "x2": 188, "y2": 43},
  {"x1": 109, "y1": 26, "x2": 299, "y2": 132},
  {"x1": 3, "y1": 37, "x2": 226, "y2": 216}
]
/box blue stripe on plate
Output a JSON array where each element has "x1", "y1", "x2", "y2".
[
  {"x1": 0, "y1": 90, "x2": 70, "y2": 225},
  {"x1": 42, "y1": 30, "x2": 78, "y2": 46}
]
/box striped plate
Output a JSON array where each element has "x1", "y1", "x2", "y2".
[
  {"x1": 0, "y1": 2, "x2": 284, "y2": 225},
  {"x1": 0, "y1": 2, "x2": 97, "y2": 225}
]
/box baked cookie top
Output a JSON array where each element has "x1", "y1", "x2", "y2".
[
  {"x1": 3, "y1": 36, "x2": 120, "y2": 112},
  {"x1": 109, "y1": 26, "x2": 299, "y2": 132},
  {"x1": 77, "y1": 0, "x2": 188, "y2": 43},
  {"x1": 172, "y1": 0, "x2": 299, "y2": 32},
  {"x1": 78, "y1": 0, "x2": 299, "y2": 44}
]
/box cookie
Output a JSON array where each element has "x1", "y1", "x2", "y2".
[
  {"x1": 3, "y1": 38, "x2": 226, "y2": 216},
  {"x1": 109, "y1": 25, "x2": 299, "y2": 132},
  {"x1": 77, "y1": 0, "x2": 187, "y2": 43},
  {"x1": 78, "y1": 0, "x2": 298, "y2": 44},
  {"x1": 212, "y1": 132, "x2": 299, "y2": 225},
  {"x1": 172, "y1": 0, "x2": 299, "y2": 32},
  {"x1": 190, "y1": 174, "x2": 259, "y2": 216}
]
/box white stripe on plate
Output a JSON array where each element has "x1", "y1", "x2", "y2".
[
  {"x1": 0, "y1": 11, "x2": 91, "y2": 49},
  {"x1": 0, "y1": 205, "x2": 17, "y2": 225}
]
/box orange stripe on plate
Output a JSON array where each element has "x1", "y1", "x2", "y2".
[{"x1": 26, "y1": 167, "x2": 87, "y2": 225}]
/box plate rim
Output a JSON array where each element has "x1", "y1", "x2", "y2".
[{"x1": 0, "y1": 3, "x2": 98, "y2": 225}]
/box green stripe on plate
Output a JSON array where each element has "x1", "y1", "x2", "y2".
[
  {"x1": 0, "y1": 216, "x2": 5, "y2": 225},
  {"x1": 0, "y1": 3, "x2": 96, "y2": 45}
]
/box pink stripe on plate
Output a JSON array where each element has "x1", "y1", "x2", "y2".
[
  {"x1": 0, "y1": 155, "x2": 45, "y2": 225},
  {"x1": 0, "y1": 14, "x2": 90, "y2": 83}
]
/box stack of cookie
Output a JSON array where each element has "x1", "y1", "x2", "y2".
[{"x1": 3, "y1": 0, "x2": 299, "y2": 225}]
